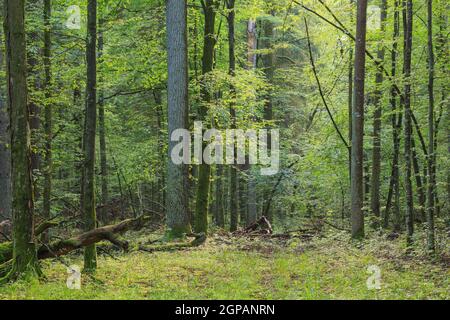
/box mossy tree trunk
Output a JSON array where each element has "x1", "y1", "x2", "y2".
[
  {"x1": 195, "y1": 0, "x2": 217, "y2": 234},
  {"x1": 82, "y1": 0, "x2": 98, "y2": 272},
  {"x1": 2, "y1": 0, "x2": 41, "y2": 281},
  {"x1": 42, "y1": 0, "x2": 52, "y2": 242},
  {"x1": 0, "y1": 7, "x2": 11, "y2": 221}
]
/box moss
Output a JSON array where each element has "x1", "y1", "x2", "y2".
[{"x1": 0, "y1": 242, "x2": 13, "y2": 264}]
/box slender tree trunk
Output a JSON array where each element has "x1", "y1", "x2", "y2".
[
  {"x1": 370, "y1": 0, "x2": 387, "y2": 223},
  {"x1": 351, "y1": 0, "x2": 368, "y2": 239},
  {"x1": 227, "y1": 0, "x2": 238, "y2": 232},
  {"x1": 402, "y1": 0, "x2": 414, "y2": 248},
  {"x1": 195, "y1": 0, "x2": 217, "y2": 234},
  {"x1": 98, "y1": 17, "x2": 108, "y2": 213},
  {"x1": 42, "y1": 0, "x2": 52, "y2": 242},
  {"x1": 411, "y1": 136, "x2": 426, "y2": 221},
  {"x1": 83, "y1": 0, "x2": 98, "y2": 272},
  {"x1": 214, "y1": 165, "x2": 225, "y2": 227},
  {"x1": 384, "y1": 0, "x2": 401, "y2": 230},
  {"x1": 154, "y1": 89, "x2": 166, "y2": 213},
  {"x1": 258, "y1": 16, "x2": 275, "y2": 222},
  {"x1": 0, "y1": 9, "x2": 11, "y2": 221},
  {"x1": 2, "y1": 0, "x2": 41, "y2": 280},
  {"x1": 166, "y1": 0, "x2": 191, "y2": 238},
  {"x1": 426, "y1": 0, "x2": 435, "y2": 252},
  {"x1": 246, "y1": 19, "x2": 258, "y2": 226}
]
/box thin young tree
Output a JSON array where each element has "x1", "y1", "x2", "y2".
[
  {"x1": 402, "y1": 0, "x2": 414, "y2": 248},
  {"x1": 166, "y1": 0, "x2": 191, "y2": 237},
  {"x1": 370, "y1": 0, "x2": 387, "y2": 222},
  {"x1": 2, "y1": 0, "x2": 41, "y2": 280},
  {"x1": 351, "y1": 0, "x2": 369, "y2": 239},
  {"x1": 42, "y1": 0, "x2": 52, "y2": 241},
  {"x1": 83, "y1": 0, "x2": 98, "y2": 271},
  {"x1": 98, "y1": 14, "x2": 108, "y2": 215},
  {"x1": 426, "y1": 0, "x2": 435, "y2": 252},
  {"x1": 227, "y1": 0, "x2": 239, "y2": 232}
]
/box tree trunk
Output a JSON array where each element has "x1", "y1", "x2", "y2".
[
  {"x1": 166, "y1": 0, "x2": 191, "y2": 238},
  {"x1": 426, "y1": 0, "x2": 435, "y2": 252},
  {"x1": 98, "y1": 17, "x2": 108, "y2": 213},
  {"x1": 83, "y1": 0, "x2": 98, "y2": 272},
  {"x1": 42, "y1": 0, "x2": 52, "y2": 242},
  {"x1": 384, "y1": 0, "x2": 401, "y2": 230},
  {"x1": 246, "y1": 19, "x2": 258, "y2": 226},
  {"x1": 214, "y1": 165, "x2": 225, "y2": 228},
  {"x1": 402, "y1": 0, "x2": 414, "y2": 248},
  {"x1": 2, "y1": 0, "x2": 41, "y2": 280},
  {"x1": 195, "y1": 0, "x2": 217, "y2": 234},
  {"x1": 0, "y1": 11, "x2": 11, "y2": 221},
  {"x1": 370, "y1": 0, "x2": 387, "y2": 223},
  {"x1": 351, "y1": 0, "x2": 368, "y2": 239}
]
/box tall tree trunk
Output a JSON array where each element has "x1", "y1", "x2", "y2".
[
  {"x1": 0, "y1": 8, "x2": 11, "y2": 221},
  {"x1": 227, "y1": 0, "x2": 239, "y2": 231},
  {"x1": 258, "y1": 16, "x2": 275, "y2": 222},
  {"x1": 166, "y1": 0, "x2": 191, "y2": 238},
  {"x1": 83, "y1": 0, "x2": 98, "y2": 272},
  {"x1": 426, "y1": 0, "x2": 435, "y2": 252},
  {"x1": 348, "y1": 1, "x2": 354, "y2": 185},
  {"x1": 195, "y1": 0, "x2": 217, "y2": 234},
  {"x1": 370, "y1": 0, "x2": 387, "y2": 223},
  {"x1": 402, "y1": 0, "x2": 414, "y2": 248},
  {"x1": 42, "y1": 0, "x2": 52, "y2": 242},
  {"x1": 384, "y1": 0, "x2": 401, "y2": 230},
  {"x1": 98, "y1": 17, "x2": 108, "y2": 214},
  {"x1": 246, "y1": 19, "x2": 258, "y2": 226},
  {"x1": 351, "y1": 0, "x2": 368, "y2": 239},
  {"x1": 2, "y1": 0, "x2": 41, "y2": 280}
]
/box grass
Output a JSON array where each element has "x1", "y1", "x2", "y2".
[{"x1": 0, "y1": 232, "x2": 448, "y2": 300}]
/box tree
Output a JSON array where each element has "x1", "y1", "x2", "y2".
[
  {"x1": 402, "y1": 0, "x2": 414, "y2": 248},
  {"x1": 227, "y1": 0, "x2": 239, "y2": 232},
  {"x1": 426, "y1": 0, "x2": 435, "y2": 252},
  {"x1": 83, "y1": 0, "x2": 98, "y2": 272},
  {"x1": 42, "y1": 0, "x2": 52, "y2": 241},
  {"x1": 166, "y1": 0, "x2": 191, "y2": 238},
  {"x1": 370, "y1": 0, "x2": 387, "y2": 223},
  {"x1": 2, "y1": 0, "x2": 41, "y2": 280},
  {"x1": 98, "y1": 14, "x2": 108, "y2": 214},
  {"x1": 351, "y1": 0, "x2": 369, "y2": 239},
  {"x1": 0, "y1": 4, "x2": 11, "y2": 221},
  {"x1": 195, "y1": 0, "x2": 217, "y2": 234}
]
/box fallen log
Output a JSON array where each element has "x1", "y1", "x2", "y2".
[
  {"x1": 0, "y1": 215, "x2": 152, "y2": 277},
  {"x1": 233, "y1": 216, "x2": 273, "y2": 236},
  {"x1": 138, "y1": 233, "x2": 207, "y2": 253}
]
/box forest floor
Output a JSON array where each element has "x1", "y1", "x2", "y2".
[{"x1": 0, "y1": 229, "x2": 448, "y2": 300}]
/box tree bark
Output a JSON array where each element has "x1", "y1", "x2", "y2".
[
  {"x1": 351, "y1": 0, "x2": 368, "y2": 239},
  {"x1": 384, "y1": 0, "x2": 401, "y2": 230},
  {"x1": 0, "y1": 9, "x2": 11, "y2": 221},
  {"x1": 402, "y1": 0, "x2": 414, "y2": 248},
  {"x1": 2, "y1": 0, "x2": 41, "y2": 280},
  {"x1": 370, "y1": 0, "x2": 387, "y2": 222},
  {"x1": 98, "y1": 17, "x2": 108, "y2": 213},
  {"x1": 426, "y1": 0, "x2": 435, "y2": 252},
  {"x1": 195, "y1": 0, "x2": 217, "y2": 234},
  {"x1": 166, "y1": 0, "x2": 191, "y2": 238},
  {"x1": 42, "y1": 0, "x2": 52, "y2": 242},
  {"x1": 83, "y1": 0, "x2": 98, "y2": 272}
]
